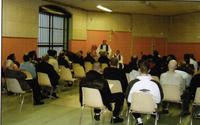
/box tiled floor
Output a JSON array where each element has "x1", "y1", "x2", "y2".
[{"x1": 2, "y1": 85, "x2": 199, "y2": 125}]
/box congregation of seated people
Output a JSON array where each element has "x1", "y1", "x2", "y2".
[{"x1": 2, "y1": 45, "x2": 200, "y2": 124}]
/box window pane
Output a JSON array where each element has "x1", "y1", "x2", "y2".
[
  {"x1": 39, "y1": 28, "x2": 49, "y2": 43},
  {"x1": 53, "y1": 16, "x2": 63, "y2": 29},
  {"x1": 38, "y1": 47, "x2": 49, "y2": 58},
  {"x1": 39, "y1": 13, "x2": 49, "y2": 28},
  {"x1": 53, "y1": 47, "x2": 63, "y2": 55},
  {"x1": 53, "y1": 29, "x2": 63, "y2": 44}
]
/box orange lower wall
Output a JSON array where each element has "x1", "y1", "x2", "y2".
[
  {"x1": 69, "y1": 30, "x2": 132, "y2": 63},
  {"x1": 2, "y1": 35, "x2": 200, "y2": 65},
  {"x1": 167, "y1": 42, "x2": 200, "y2": 61},
  {"x1": 2, "y1": 37, "x2": 37, "y2": 63},
  {"x1": 132, "y1": 37, "x2": 167, "y2": 58}
]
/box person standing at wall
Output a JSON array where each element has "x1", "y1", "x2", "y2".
[{"x1": 96, "y1": 40, "x2": 112, "y2": 58}]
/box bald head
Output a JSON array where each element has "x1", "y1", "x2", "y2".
[{"x1": 168, "y1": 60, "x2": 177, "y2": 71}]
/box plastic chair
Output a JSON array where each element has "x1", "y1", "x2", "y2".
[
  {"x1": 101, "y1": 63, "x2": 108, "y2": 71},
  {"x1": 190, "y1": 87, "x2": 200, "y2": 125},
  {"x1": 37, "y1": 72, "x2": 54, "y2": 97},
  {"x1": 5, "y1": 78, "x2": 27, "y2": 112},
  {"x1": 73, "y1": 66, "x2": 86, "y2": 79},
  {"x1": 21, "y1": 70, "x2": 33, "y2": 80},
  {"x1": 151, "y1": 76, "x2": 159, "y2": 83},
  {"x1": 79, "y1": 87, "x2": 108, "y2": 125},
  {"x1": 162, "y1": 84, "x2": 182, "y2": 123},
  {"x1": 59, "y1": 65, "x2": 77, "y2": 85},
  {"x1": 127, "y1": 92, "x2": 159, "y2": 125},
  {"x1": 107, "y1": 79, "x2": 123, "y2": 93},
  {"x1": 126, "y1": 73, "x2": 131, "y2": 83},
  {"x1": 84, "y1": 62, "x2": 93, "y2": 73}
]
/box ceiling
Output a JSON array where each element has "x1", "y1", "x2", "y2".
[{"x1": 45, "y1": 0, "x2": 200, "y2": 16}]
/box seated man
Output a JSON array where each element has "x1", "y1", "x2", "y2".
[
  {"x1": 36, "y1": 55, "x2": 60, "y2": 98},
  {"x1": 103, "y1": 57, "x2": 128, "y2": 93},
  {"x1": 160, "y1": 60, "x2": 185, "y2": 114},
  {"x1": 79, "y1": 62, "x2": 124, "y2": 123},
  {"x1": 20, "y1": 54, "x2": 44, "y2": 105},
  {"x1": 181, "y1": 72, "x2": 200, "y2": 116},
  {"x1": 126, "y1": 60, "x2": 163, "y2": 125}
]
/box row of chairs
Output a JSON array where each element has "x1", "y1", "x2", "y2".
[{"x1": 80, "y1": 85, "x2": 200, "y2": 125}]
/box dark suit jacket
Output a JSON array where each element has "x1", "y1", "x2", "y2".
[
  {"x1": 103, "y1": 67, "x2": 128, "y2": 93},
  {"x1": 36, "y1": 61, "x2": 60, "y2": 88},
  {"x1": 79, "y1": 70, "x2": 112, "y2": 110}
]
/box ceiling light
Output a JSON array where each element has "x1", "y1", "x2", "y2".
[{"x1": 96, "y1": 5, "x2": 112, "y2": 12}]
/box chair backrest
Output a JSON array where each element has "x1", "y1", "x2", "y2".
[
  {"x1": 82, "y1": 87, "x2": 105, "y2": 109},
  {"x1": 162, "y1": 84, "x2": 181, "y2": 102},
  {"x1": 74, "y1": 66, "x2": 86, "y2": 78},
  {"x1": 126, "y1": 73, "x2": 131, "y2": 83},
  {"x1": 21, "y1": 70, "x2": 33, "y2": 80},
  {"x1": 37, "y1": 72, "x2": 52, "y2": 87},
  {"x1": 84, "y1": 62, "x2": 93, "y2": 73},
  {"x1": 59, "y1": 65, "x2": 73, "y2": 81},
  {"x1": 194, "y1": 87, "x2": 200, "y2": 104},
  {"x1": 5, "y1": 78, "x2": 25, "y2": 94},
  {"x1": 151, "y1": 76, "x2": 159, "y2": 83},
  {"x1": 101, "y1": 63, "x2": 108, "y2": 71},
  {"x1": 107, "y1": 79, "x2": 123, "y2": 93},
  {"x1": 130, "y1": 92, "x2": 157, "y2": 114},
  {"x1": 72, "y1": 63, "x2": 81, "y2": 70}
]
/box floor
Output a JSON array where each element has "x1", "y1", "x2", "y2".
[{"x1": 2, "y1": 84, "x2": 199, "y2": 125}]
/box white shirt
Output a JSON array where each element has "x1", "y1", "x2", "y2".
[
  {"x1": 129, "y1": 69, "x2": 141, "y2": 81},
  {"x1": 190, "y1": 58, "x2": 198, "y2": 72},
  {"x1": 96, "y1": 44, "x2": 112, "y2": 57},
  {"x1": 160, "y1": 71, "x2": 185, "y2": 93},
  {"x1": 128, "y1": 75, "x2": 161, "y2": 104},
  {"x1": 175, "y1": 70, "x2": 192, "y2": 87}
]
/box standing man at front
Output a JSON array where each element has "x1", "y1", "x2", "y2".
[{"x1": 96, "y1": 40, "x2": 112, "y2": 58}]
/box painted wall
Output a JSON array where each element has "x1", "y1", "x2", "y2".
[
  {"x1": 3, "y1": 0, "x2": 39, "y2": 38},
  {"x1": 2, "y1": 0, "x2": 39, "y2": 63},
  {"x1": 132, "y1": 14, "x2": 169, "y2": 37},
  {"x1": 169, "y1": 12, "x2": 200, "y2": 43},
  {"x1": 2, "y1": 37, "x2": 37, "y2": 63}
]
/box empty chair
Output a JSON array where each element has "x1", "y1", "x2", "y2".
[
  {"x1": 5, "y1": 78, "x2": 28, "y2": 111},
  {"x1": 162, "y1": 84, "x2": 182, "y2": 123},
  {"x1": 191, "y1": 87, "x2": 200, "y2": 125},
  {"x1": 128, "y1": 92, "x2": 159, "y2": 125},
  {"x1": 84, "y1": 62, "x2": 93, "y2": 73},
  {"x1": 79, "y1": 87, "x2": 107, "y2": 125},
  {"x1": 59, "y1": 65, "x2": 77, "y2": 85},
  {"x1": 73, "y1": 66, "x2": 86, "y2": 79},
  {"x1": 107, "y1": 79, "x2": 122, "y2": 94}
]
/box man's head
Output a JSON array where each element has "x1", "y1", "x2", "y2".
[
  {"x1": 168, "y1": 59, "x2": 177, "y2": 71},
  {"x1": 138, "y1": 60, "x2": 150, "y2": 74},
  {"x1": 110, "y1": 57, "x2": 118, "y2": 67},
  {"x1": 102, "y1": 40, "x2": 107, "y2": 44},
  {"x1": 116, "y1": 50, "x2": 120, "y2": 55},
  {"x1": 23, "y1": 54, "x2": 30, "y2": 62}
]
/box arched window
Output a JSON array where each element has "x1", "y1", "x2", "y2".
[{"x1": 38, "y1": 5, "x2": 71, "y2": 57}]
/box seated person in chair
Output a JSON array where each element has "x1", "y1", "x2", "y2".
[
  {"x1": 126, "y1": 60, "x2": 163, "y2": 125},
  {"x1": 79, "y1": 62, "x2": 124, "y2": 123},
  {"x1": 36, "y1": 55, "x2": 60, "y2": 98}
]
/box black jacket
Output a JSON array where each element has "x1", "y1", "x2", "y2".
[
  {"x1": 79, "y1": 70, "x2": 112, "y2": 110},
  {"x1": 103, "y1": 67, "x2": 128, "y2": 93}
]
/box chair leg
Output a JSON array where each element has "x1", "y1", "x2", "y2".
[
  {"x1": 179, "y1": 115, "x2": 182, "y2": 124},
  {"x1": 190, "y1": 118, "x2": 193, "y2": 125},
  {"x1": 79, "y1": 106, "x2": 84, "y2": 125},
  {"x1": 19, "y1": 94, "x2": 25, "y2": 112},
  {"x1": 127, "y1": 111, "x2": 130, "y2": 125},
  {"x1": 90, "y1": 108, "x2": 93, "y2": 122},
  {"x1": 155, "y1": 113, "x2": 158, "y2": 125}
]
